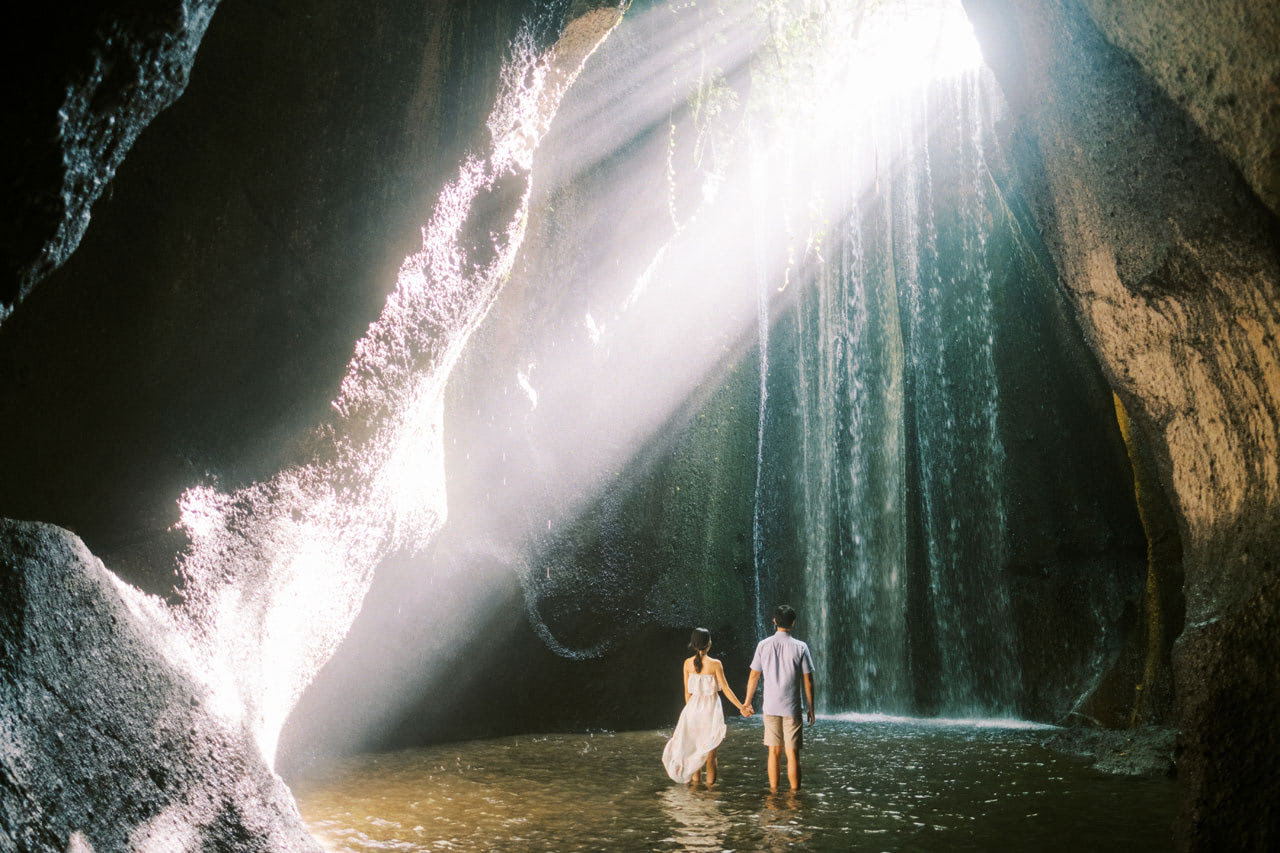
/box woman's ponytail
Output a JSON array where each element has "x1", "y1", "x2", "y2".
[{"x1": 688, "y1": 628, "x2": 711, "y2": 673}]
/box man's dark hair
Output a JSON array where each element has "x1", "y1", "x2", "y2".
[{"x1": 774, "y1": 604, "x2": 797, "y2": 629}]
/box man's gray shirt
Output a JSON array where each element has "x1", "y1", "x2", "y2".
[{"x1": 750, "y1": 630, "x2": 814, "y2": 717}]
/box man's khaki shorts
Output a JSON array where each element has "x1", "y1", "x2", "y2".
[{"x1": 763, "y1": 714, "x2": 803, "y2": 751}]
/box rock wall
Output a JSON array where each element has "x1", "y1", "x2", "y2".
[
  {"x1": 961, "y1": 0, "x2": 1280, "y2": 848},
  {"x1": 1077, "y1": 0, "x2": 1280, "y2": 219}
]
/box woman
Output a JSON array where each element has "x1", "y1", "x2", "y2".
[{"x1": 662, "y1": 628, "x2": 751, "y2": 785}]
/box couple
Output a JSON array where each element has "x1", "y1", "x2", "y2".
[{"x1": 661, "y1": 604, "x2": 816, "y2": 791}]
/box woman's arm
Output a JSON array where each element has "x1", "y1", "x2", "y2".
[
  {"x1": 713, "y1": 660, "x2": 748, "y2": 713},
  {"x1": 682, "y1": 659, "x2": 692, "y2": 704}
]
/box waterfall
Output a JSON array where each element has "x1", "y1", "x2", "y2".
[
  {"x1": 794, "y1": 167, "x2": 912, "y2": 713},
  {"x1": 467, "y1": 0, "x2": 1129, "y2": 723},
  {"x1": 901, "y1": 71, "x2": 1019, "y2": 714},
  {"x1": 777, "y1": 68, "x2": 1017, "y2": 716},
  {"x1": 747, "y1": 126, "x2": 768, "y2": 640},
  {"x1": 161, "y1": 9, "x2": 624, "y2": 765},
  {"x1": 752, "y1": 271, "x2": 770, "y2": 643}
]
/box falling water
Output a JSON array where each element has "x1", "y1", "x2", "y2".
[
  {"x1": 750, "y1": 153, "x2": 771, "y2": 644},
  {"x1": 765, "y1": 63, "x2": 1018, "y2": 715},
  {"x1": 794, "y1": 182, "x2": 912, "y2": 712},
  {"x1": 575, "y1": 0, "x2": 1024, "y2": 716},
  {"x1": 896, "y1": 71, "x2": 1019, "y2": 714},
  {"x1": 427, "y1": 0, "x2": 1073, "y2": 723}
]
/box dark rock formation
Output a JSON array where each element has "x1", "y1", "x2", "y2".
[
  {"x1": 1, "y1": 1, "x2": 221, "y2": 321},
  {"x1": 0, "y1": 519, "x2": 317, "y2": 851},
  {"x1": 1043, "y1": 725, "x2": 1177, "y2": 778},
  {"x1": 1100, "y1": 396, "x2": 1184, "y2": 728},
  {"x1": 962, "y1": 0, "x2": 1280, "y2": 848}
]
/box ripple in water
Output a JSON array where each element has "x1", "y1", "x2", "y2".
[{"x1": 293, "y1": 718, "x2": 1175, "y2": 851}]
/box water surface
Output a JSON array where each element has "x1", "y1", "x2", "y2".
[{"x1": 294, "y1": 717, "x2": 1175, "y2": 851}]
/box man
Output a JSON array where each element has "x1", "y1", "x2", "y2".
[{"x1": 743, "y1": 604, "x2": 815, "y2": 791}]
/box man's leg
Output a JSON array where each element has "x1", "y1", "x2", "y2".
[
  {"x1": 764, "y1": 715, "x2": 784, "y2": 791},
  {"x1": 785, "y1": 747, "x2": 801, "y2": 790},
  {"x1": 783, "y1": 715, "x2": 803, "y2": 790}
]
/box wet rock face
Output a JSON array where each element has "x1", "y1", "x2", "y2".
[
  {"x1": 0, "y1": 1, "x2": 220, "y2": 322},
  {"x1": 962, "y1": 0, "x2": 1280, "y2": 848},
  {"x1": 0, "y1": 520, "x2": 317, "y2": 852},
  {"x1": 1175, "y1": 571, "x2": 1280, "y2": 850}
]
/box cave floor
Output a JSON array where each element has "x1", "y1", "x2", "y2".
[{"x1": 292, "y1": 717, "x2": 1176, "y2": 851}]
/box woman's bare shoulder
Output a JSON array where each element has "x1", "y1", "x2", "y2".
[{"x1": 705, "y1": 656, "x2": 725, "y2": 671}]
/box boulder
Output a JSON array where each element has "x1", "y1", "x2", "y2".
[{"x1": 0, "y1": 519, "x2": 317, "y2": 852}]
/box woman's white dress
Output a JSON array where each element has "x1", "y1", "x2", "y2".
[{"x1": 662, "y1": 672, "x2": 726, "y2": 783}]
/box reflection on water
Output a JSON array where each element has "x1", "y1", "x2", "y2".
[
  {"x1": 757, "y1": 790, "x2": 813, "y2": 852},
  {"x1": 293, "y1": 718, "x2": 1175, "y2": 851},
  {"x1": 659, "y1": 786, "x2": 730, "y2": 851}
]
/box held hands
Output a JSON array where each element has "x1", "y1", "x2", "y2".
[{"x1": 740, "y1": 703, "x2": 754, "y2": 718}]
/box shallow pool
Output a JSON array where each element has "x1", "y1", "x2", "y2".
[{"x1": 293, "y1": 716, "x2": 1176, "y2": 851}]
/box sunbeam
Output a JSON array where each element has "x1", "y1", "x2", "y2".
[{"x1": 286, "y1": 0, "x2": 1000, "y2": 762}]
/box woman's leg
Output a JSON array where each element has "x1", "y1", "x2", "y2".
[{"x1": 706, "y1": 749, "x2": 718, "y2": 786}]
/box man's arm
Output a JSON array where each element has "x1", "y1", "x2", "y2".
[
  {"x1": 744, "y1": 669, "x2": 761, "y2": 715},
  {"x1": 803, "y1": 672, "x2": 815, "y2": 725}
]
